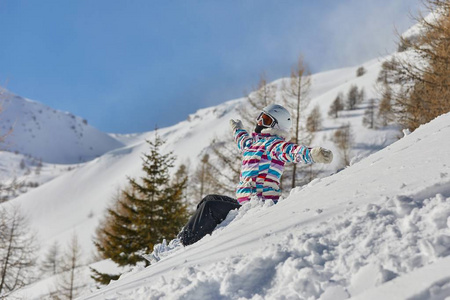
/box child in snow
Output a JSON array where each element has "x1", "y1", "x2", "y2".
[{"x1": 179, "y1": 104, "x2": 333, "y2": 246}]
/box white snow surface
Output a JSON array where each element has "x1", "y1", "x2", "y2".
[{"x1": 76, "y1": 112, "x2": 450, "y2": 300}]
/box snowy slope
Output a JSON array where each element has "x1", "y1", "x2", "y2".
[
  {"x1": 7, "y1": 60, "x2": 448, "y2": 299},
  {"x1": 77, "y1": 112, "x2": 450, "y2": 300},
  {"x1": 0, "y1": 151, "x2": 76, "y2": 202},
  {"x1": 3, "y1": 46, "x2": 426, "y2": 298},
  {"x1": 3, "y1": 58, "x2": 399, "y2": 261},
  {"x1": 0, "y1": 87, "x2": 124, "y2": 164}
]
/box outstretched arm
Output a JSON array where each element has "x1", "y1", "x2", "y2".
[
  {"x1": 269, "y1": 141, "x2": 333, "y2": 164},
  {"x1": 269, "y1": 141, "x2": 314, "y2": 164},
  {"x1": 230, "y1": 119, "x2": 254, "y2": 152}
]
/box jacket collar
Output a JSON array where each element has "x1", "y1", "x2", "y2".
[{"x1": 252, "y1": 128, "x2": 290, "y2": 140}]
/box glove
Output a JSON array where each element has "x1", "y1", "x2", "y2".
[
  {"x1": 230, "y1": 119, "x2": 243, "y2": 131},
  {"x1": 310, "y1": 147, "x2": 333, "y2": 164}
]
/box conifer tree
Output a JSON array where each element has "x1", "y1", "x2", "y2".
[
  {"x1": 92, "y1": 132, "x2": 188, "y2": 284},
  {"x1": 91, "y1": 188, "x2": 138, "y2": 284},
  {"x1": 126, "y1": 133, "x2": 188, "y2": 250}
]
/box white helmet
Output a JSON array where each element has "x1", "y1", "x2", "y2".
[{"x1": 261, "y1": 104, "x2": 292, "y2": 133}]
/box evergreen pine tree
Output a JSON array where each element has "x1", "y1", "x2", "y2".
[{"x1": 91, "y1": 132, "x2": 189, "y2": 284}]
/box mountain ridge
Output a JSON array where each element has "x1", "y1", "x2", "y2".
[{"x1": 0, "y1": 87, "x2": 124, "y2": 164}]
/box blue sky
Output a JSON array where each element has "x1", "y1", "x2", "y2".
[{"x1": 0, "y1": 0, "x2": 421, "y2": 133}]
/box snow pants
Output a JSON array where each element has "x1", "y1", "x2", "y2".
[{"x1": 179, "y1": 194, "x2": 241, "y2": 246}]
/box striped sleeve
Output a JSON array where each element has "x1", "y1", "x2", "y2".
[
  {"x1": 268, "y1": 140, "x2": 314, "y2": 164},
  {"x1": 233, "y1": 128, "x2": 254, "y2": 152}
]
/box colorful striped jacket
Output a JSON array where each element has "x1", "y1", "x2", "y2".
[{"x1": 233, "y1": 127, "x2": 314, "y2": 204}]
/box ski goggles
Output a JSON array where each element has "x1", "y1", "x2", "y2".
[{"x1": 256, "y1": 112, "x2": 277, "y2": 128}]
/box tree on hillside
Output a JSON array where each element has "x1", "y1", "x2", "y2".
[
  {"x1": 0, "y1": 111, "x2": 6, "y2": 144},
  {"x1": 346, "y1": 85, "x2": 359, "y2": 110},
  {"x1": 0, "y1": 99, "x2": 15, "y2": 203},
  {"x1": 363, "y1": 99, "x2": 376, "y2": 129},
  {"x1": 172, "y1": 163, "x2": 191, "y2": 208},
  {"x1": 191, "y1": 154, "x2": 215, "y2": 200},
  {"x1": 328, "y1": 93, "x2": 344, "y2": 119},
  {"x1": 377, "y1": 58, "x2": 401, "y2": 84},
  {"x1": 378, "y1": 83, "x2": 394, "y2": 126},
  {"x1": 54, "y1": 234, "x2": 85, "y2": 300},
  {"x1": 0, "y1": 205, "x2": 38, "y2": 297},
  {"x1": 356, "y1": 66, "x2": 366, "y2": 77},
  {"x1": 281, "y1": 55, "x2": 311, "y2": 188},
  {"x1": 332, "y1": 123, "x2": 354, "y2": 168},
  {"x1": 92, "y1": 132, "x2": 189, "y2": 284},
  {"x1": 204, "y1": 138, "x2": 241, "y2": 196},
  {"x1": 358, "y1": 88, "x2": 365, "y2": 105},
  {"x1": 306, "y1": 105, "x2": 322, "y2": 133},
  {"x1": 240, "y1": 73, "x2": 277, "y2": 127},
  {"x1": 91, "y1": 188, "x2": 132, "y2": 284},
  {"x1": 41, "y1": 241, "x2": 62, "y2": 276},
  {"x1": 389, "y1": 0, "x2": 450, "y2": 131}
]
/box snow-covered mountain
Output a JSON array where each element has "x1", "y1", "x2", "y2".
[{"x1": 0, "y1": 87, "x2": 124, "y2": 164}]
